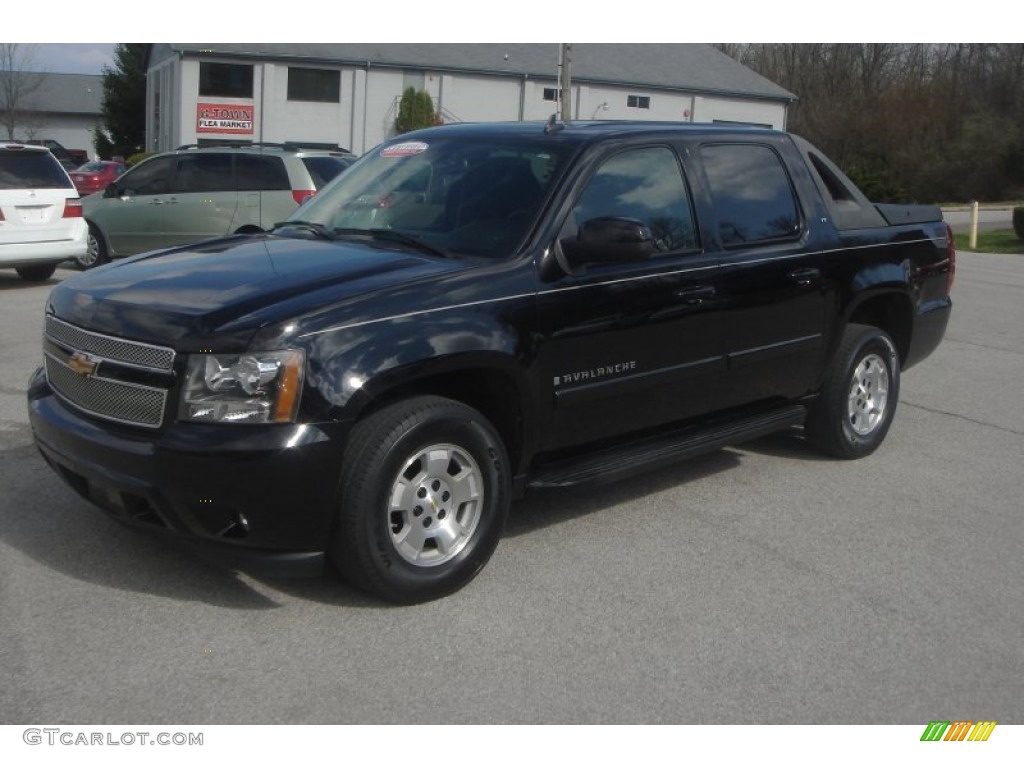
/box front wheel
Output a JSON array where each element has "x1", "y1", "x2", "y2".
[
  {"x1": 805, "y1": 324, "x2": 901, "y2": 459},
  {"x1": 77, "y1": 225, "x2": 109, "y2": 269},
  {"x1": 330, "y1": 396, "x2": 511, "y2": 603}
]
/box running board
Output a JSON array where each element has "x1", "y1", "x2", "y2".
[{"x1": 527, "y1": 404, "x2": 807, "y2": 489}]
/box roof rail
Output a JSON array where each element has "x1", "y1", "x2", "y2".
[
  {"x1": 173, "y1": 141, "x2": 354, "y2": 154},
  {"x1": 174, "y1": 141, "x2": 304, "y2": 152}
]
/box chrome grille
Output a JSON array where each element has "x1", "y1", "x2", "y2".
[
  {"x1": 45, "y1": 353, "x2": 168, "y2": 429},
  {"x1": 45, "y1": 316, "x2": 175, "y2": 371}
]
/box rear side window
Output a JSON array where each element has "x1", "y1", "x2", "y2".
[
  {"x1": 701, "y1": 144, "x2": 800, "y2": 246},
  {"x1": 0, "y1": 150, "x2": 70, "y2": 189},
  {"x1": 235, "y1": 155, "x2": 289, "y2": 191},
  {"x1": 301, "y1": 156, "x2": 352, "y2": 189},
  {"x1": 172, "y1": 153, "x2": 234, "y2": 193}
]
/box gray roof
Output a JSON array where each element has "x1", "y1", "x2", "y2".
[
  {"x1": 17, "y1": 73, "x2": 103, "y2": 115},
  {"x1": 150, "y1": 43, "x2": 794, "y2": 102}
]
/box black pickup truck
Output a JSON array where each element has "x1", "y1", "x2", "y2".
[{"x1": 27, "y1": 121, "x2": 954, "y2": 602}]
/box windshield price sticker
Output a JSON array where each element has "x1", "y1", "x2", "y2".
[{"x1": 380, "y1": 142, "x2": 429, "y2": 158}]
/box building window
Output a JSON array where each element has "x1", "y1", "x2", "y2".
[
  {"x1": 288, "y1": 67, "x2": 341, "y2": 103},
  {"x1": 199, "y1": 62, "x2": 253, "y2": 99},
  {"x1": 542, "y1": 88, "x2": 561, "y2": 102},
  {"x1": 403, "y1": 70, "x2": 426, "y2": 92},
  {"x1": 627, "y1": 95, "x2": 651, "y2": 110}
]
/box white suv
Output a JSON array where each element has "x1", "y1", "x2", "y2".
[{"x1": 0, "y1": 142, "x2": 87, "y2": 281}]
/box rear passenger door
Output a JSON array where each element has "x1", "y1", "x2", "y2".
[
  {"x1": 699, "y1": 142, "x2": 828, "y2": 406},
  {"x1": 163, "y1": 153, "x2": 238, "y2": 247}
]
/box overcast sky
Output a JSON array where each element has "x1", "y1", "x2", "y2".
[{"x1": 16, "y1": 43, "x2": 116, "y2": 75}]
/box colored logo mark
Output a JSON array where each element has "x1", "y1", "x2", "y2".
[{"x1": 920, "y1": 721, "x2": 997, "y2": 742}]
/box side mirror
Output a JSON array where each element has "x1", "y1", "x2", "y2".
[
  {"x1": 560, "y1": 216, "x2": 656, "y2": 266},
  {"x1": 103, "y1": 182, "x2": 118, "y2": 198}
]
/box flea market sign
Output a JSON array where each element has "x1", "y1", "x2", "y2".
[{"x1": 196, "y1": 103, "x2": 254, "y2": 135}]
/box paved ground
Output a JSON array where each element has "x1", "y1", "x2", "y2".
[{"x1": 1, "y1": 253, "x2": 1022, "y2": 724}]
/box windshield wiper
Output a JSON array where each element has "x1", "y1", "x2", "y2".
[
  {"x1": 367, "y1": 228, "x2": 453, "y2": 259},
  {"x1": 272, "y1": 220, "x2": 336, "y2": 240}
]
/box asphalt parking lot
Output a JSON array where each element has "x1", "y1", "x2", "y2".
[{"x1": 1, "y1": 252, "x2": 1022, "y2": 725}]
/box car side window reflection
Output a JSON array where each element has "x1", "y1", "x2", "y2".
[
  {"x1": 118, "y1": 156, "x2": 175, "y2": 196},
  {"x1": 570, "y1": 147, "x2": 697, "y2": 253},
  {"x1": 701, "y1": 144, "x2": 800, "y2": 246},
  {"x1": 172, "y1": 154, "x2": 234, "y2": 194}
]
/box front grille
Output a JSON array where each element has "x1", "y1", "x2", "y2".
[
  {"x1": 45, "y1": 352, "x2": 168, "y2": 428},
  {"x1": 42, "y1": 317, "x2": 176, "y2": 429},
  {"x1": 45, "y1": 316, "x2": 175, "y2": 371}
]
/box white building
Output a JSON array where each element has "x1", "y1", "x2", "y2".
[
  {"x1": 146, "y1": 44, "x2": 795, "y2": 154},
  {"x1": 2, "y1": 72, "x2": 102, "y2": 155}
]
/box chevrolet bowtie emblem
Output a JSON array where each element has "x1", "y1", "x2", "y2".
[{"x1": 68, "y1": 352, "x2": 99, "y2": 377}]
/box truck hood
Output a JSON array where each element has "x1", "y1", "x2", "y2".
[{"x1": 47, "y1": 234, "x2": 465, "y2": 346}]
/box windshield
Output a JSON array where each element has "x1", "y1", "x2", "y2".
[{"x1": 291, "y1": 137, "x2": 571, "y2": 259}]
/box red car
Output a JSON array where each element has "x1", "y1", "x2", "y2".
[{"x1": 69, "y1": 161, "x2": 127, "y2": 196}]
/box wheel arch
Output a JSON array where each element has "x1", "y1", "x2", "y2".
[
  {"x1": 843, "y1": 290, "x2": 915, "y2": 366},
  {"x1": 344, "y1": 359, "x2": 531, "y2": 476},
  {"x1": 84, "y1": 219, "x2": 112, "y2": 255}
]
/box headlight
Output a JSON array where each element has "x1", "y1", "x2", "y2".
[{"x1": 179, "y1": 350, "x2": 304, "y2": 424}]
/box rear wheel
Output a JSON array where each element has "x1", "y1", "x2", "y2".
[
  {"x1": 15, "y1": 264, "x2": 57, "y2": 282},
  {"x1": 78, "y1": 225, "x2": 109, "y2": 269},
  {"x1": 330, "y1": 396, "x2": 511, "y2": 603},
  {"x1": 805, "y1": 323, "x2": 900, "y2": 459}
]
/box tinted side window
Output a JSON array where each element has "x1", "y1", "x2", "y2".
[
  {"x1": 572, "y1": 147, "x2": 697, "y2": 253},
  {"x1": 235, "y1": 155, "x2": 289, "y2": 191},
  {"x1": 300, "y1": 156, "x2": 352, "y2": 189},
  {"x1": 701, "y1": 144, "x2": 800, "y2": 246},
  {"x1": 172, "y1": 154, "x2": 234, "y2": 193},
  {"x1": 119, "y1": 156, "x2": 175, "y2": 195}
]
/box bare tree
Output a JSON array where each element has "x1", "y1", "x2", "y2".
[{"x1": 0, "y1": 43, "x2": 46, "y2": 140}]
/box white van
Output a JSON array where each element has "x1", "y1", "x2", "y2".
[{"x1": 0, "y1": 143, "x2": 87, "y2": 281}]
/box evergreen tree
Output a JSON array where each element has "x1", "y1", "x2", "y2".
[
  {"x1": 97, "y1": 44, "x2": 148, "y2": 158},
  {"x1": 395, "y1": 87, "x2": 436, "y2": 134}
]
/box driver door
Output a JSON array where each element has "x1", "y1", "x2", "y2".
[{"x1": 533, "y1": 145, "x2": 726, "y2": 452}]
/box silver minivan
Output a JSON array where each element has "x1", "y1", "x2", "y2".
[{"x1": 80, "y1": 143, "x2": 354, "y2": 268}]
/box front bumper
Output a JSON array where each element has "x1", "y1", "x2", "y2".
[{"x1": 27, "y1": 367, "x2": 352, "y2": 578}]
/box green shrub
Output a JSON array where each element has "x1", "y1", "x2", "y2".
[
  {"x1": 1013, "y1": 207, "x2": 1024, "y2": 240},
  {"x1": 125, "y1": 151, "x2": 154, "y2": 167},
  {"x1": 395, "y1": 88, "x2": 436, "y2": 134}
]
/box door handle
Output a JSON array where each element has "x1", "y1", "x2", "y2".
[
  {"x1": 150, "y1": 198, "x2": 164, "y2": 205},
  {"x1": 788, "y1": 267, "x2": 820, "y2": 286},
  {"x1": 674, "y1": 285, "x2": 717, "y2": 304}
]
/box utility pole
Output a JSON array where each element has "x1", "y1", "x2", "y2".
[{"x1": 559, "y1": 43, "x2": 573, "y2": 122}]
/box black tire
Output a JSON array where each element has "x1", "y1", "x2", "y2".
[
  {"x1": 15, "y1": 263, "x2": 57, "y2": 282},
  {"x1": 78, "y1": 225, "x2": 109, "y2": 270},
  {"x1": 330, "y1": 396, "x2": 511, "y2": 603},
  {"x1": 805, "y1": 323, "x2": 901, "y2": 459}
]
